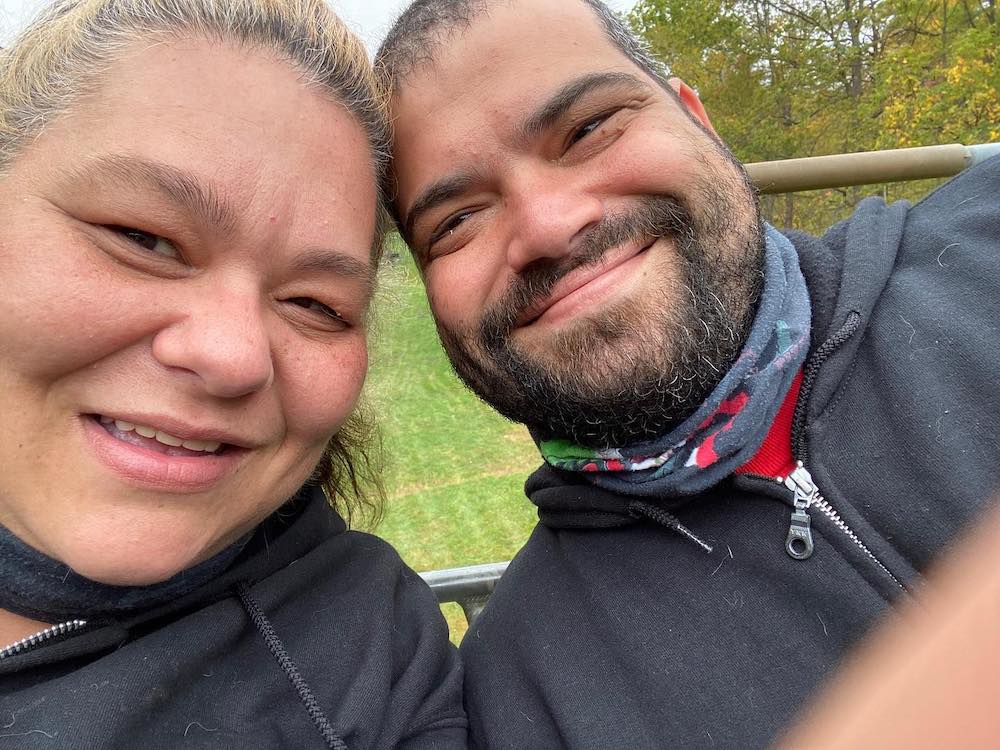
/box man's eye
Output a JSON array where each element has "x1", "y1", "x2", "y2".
[
  {"x1": 288, "y1": 297, "x2": 346, "y2": 323},
  {"x1": 568, "y1": 115, "x2": 609, "y2": 147},
  {"x1": 108, "y1": 226, "x2": 179, "y2": 258},
  {"x1": 429, "y1": 210, "x2": 473, "y2": 246}
]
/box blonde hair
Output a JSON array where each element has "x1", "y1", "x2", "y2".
[
  {"x1": 0, "y1": 0, "x2": 389, "y2": 522},
  {"x1": 0, "y1": 0, "x2": 391, "y2": 249}
]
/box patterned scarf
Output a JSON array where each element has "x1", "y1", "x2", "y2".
[{"x1": 539, "y1": 225, "x2": 811, "y2": 498}]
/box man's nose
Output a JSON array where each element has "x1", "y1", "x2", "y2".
[
  {"x1": 505, "y1": 169, "x2": 603, "y2": 274},
  {"x1": 151, "y1": 282, "x2": 274, "y2": 399}
]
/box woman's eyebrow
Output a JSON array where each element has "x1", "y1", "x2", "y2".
[
  {"x1": 64, "y1": 154, "x2": 238, "y2": 233},
  {"x1": 64, "y1": 156, "x2": 373, "y2": 287},
  {"x1": 291, "y1": 248, "x2": 375, "y2": 293},
  {"x1": 516, "y1": 71, "x2": 652, "y2": 143}
]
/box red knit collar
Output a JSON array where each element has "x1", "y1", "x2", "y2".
[{"x1": 735, "y1": 371, "x2": 803, "y2": 479}]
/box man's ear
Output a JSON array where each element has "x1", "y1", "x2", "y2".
[{"x1": 667, "y1": 77, "x2": 718, "y2": 136}]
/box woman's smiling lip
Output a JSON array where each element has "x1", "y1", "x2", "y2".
[
  {"x1": 81, "y1": 414, "x2": 252, "y2": 493},
  {"x1": 517, "y1": 236, "x2": 658, "y2": 327},
  {"x1": 91, "y1": 411, "x2": 256, "y2": 449}
]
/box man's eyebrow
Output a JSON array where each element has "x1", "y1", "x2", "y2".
[
  {"x1": 66, "y1": 154, "x2": 239, "y2": 233},
  {"x1": 517, "y1": 71, "x2": 652, "y2": 142},
  {"x1": 402, "y1": 170, "x2": 480, "y2": 242},
  {"x1": 292, "y1": 248, "x2": 375, "y2": 294}
]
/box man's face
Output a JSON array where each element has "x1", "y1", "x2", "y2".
[{"x1": 391, "y1": 0, "x2": 764, "y2": 448}]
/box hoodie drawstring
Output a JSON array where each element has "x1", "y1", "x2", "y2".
[
  {"x1": 627, "y1": 501, "x2": 714, "y2": 554},
  {"x1": 236, "y1": 582, "x2": 347, "y2": 750}
]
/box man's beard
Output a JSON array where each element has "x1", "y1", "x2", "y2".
[{"x1": 436, "y1": 165, "x2": 765, "y2": 449}]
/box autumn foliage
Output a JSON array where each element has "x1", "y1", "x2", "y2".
[{"x1": 629, "y1": 0, "x2": 999, "y2": 232}]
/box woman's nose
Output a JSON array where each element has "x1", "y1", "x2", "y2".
[{"x1": 151, "y1": 285, "x2": 274, "y2": 399}]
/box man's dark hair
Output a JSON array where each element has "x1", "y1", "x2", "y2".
[{"x1": 376, "y1": 0, "x2": 670, "y2": 92}]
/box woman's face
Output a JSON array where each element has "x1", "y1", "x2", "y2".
[{"x1": 0, "y1": 38, "x2": 377, "y2": 585}]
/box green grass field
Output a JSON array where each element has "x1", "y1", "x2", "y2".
[{"x1": 364, "y1": 241, "x2": 539, "y2": 641}]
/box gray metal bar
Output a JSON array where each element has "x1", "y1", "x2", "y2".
[
  {"x1": 968, "y1": 143, "x2": 1000, "y2": 168},
  {"x1": 745, "y1": 143, "x2": 996, "y2": 194},
  {"x1": 420, "y1": 562, "x2": 508, "y2": 626}
]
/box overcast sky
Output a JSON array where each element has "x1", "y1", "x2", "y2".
[{"x1": 0, "y1": 0, "x2": 639, "y2": 52}]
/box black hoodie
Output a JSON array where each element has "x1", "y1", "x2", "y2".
[
  {"x1": 0, "y1": 486, "x2": 467, "y2": 748},
  {"x1": 459, "y1": 156, "x2": 1000, "y2": 748}
]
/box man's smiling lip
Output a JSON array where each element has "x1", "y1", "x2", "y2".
[{"x1": 516, "y1": 236, "x2": 657, "y2": 327}]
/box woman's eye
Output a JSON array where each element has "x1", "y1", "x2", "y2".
[
  {"x1": 109, "y1": 226, "x2": 179, "y2": 258},
  {"x1": 289, "y1": 297, "x2": 346, "y2": 323}
]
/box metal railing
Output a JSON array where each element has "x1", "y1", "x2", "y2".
[
  {"x1": 418, "y1": 141, "x2": 999, "y2": 627},
  {"x1": 419, "y1": 562, "x2": 508, "y2": 625},
  {"x1": 746, "y1": 142, "x2": 1000, "y2": 194}
]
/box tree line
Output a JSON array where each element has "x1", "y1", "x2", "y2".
[{"x1": 629, "y1": 0, "x2": 999, "y2": 232}]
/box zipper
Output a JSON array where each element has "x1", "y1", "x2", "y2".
[
  {"x1": 777, "y1": 462, "x2": 903, "y2": 589},
  {"x1": 790, "y1": 311, "x2": 862, "y2": 464},
  {"x1": 781, "y1": 463, "x2": 815, "y2": 560},
  {"x1": 757, "y1": 310, "x2": 901, "y2": 587},
  {"x1": 0, "y1": 618, "x2": 88, "y2": 660}
]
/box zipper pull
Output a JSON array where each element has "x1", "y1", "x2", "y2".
[
  {"x1": 786, "y1": 507, "x2": 813, "y2": 560},
  {"x1": 779, "y1": 461, "x2": 816, "y2": 560}
]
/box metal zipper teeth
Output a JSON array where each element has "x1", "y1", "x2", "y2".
[
  {"x1": 0, "y1": 618, "x2": 88, "y2": 660},
  {"x1": 807, "y1": 493, "x2": 905, "y2": 590},
  {"x1": 779, "y1": 462, "x2": 906, "y2": 591},
  {"x1": 778, "y1": 311, "x2": 902, "y2": 585},
  {"x1": 748, "y1": 466, "x2": 905, "y2": 589}
]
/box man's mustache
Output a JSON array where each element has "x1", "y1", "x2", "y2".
[{"x1": 479, "y1": 196, "x2": 693, "y2": 348}]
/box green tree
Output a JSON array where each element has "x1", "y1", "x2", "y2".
[{"x1": 629, "y1": 0, "x2": 996, "y2": 233}]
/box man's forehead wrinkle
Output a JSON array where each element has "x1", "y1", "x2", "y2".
[{"x1": 516, "y1": 71, "x2": 653, "y2": 144}]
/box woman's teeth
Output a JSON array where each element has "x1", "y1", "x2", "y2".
[{"x1": 99, "y1": 416, "x2": 222, "y2": 453}]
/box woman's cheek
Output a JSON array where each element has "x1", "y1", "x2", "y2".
[
  {"x1": 0, "y1": 242, "x2": 165, "y2": 379},
  {"x1": 282, "y1": 335, "x2": 369, "y2": 440}
]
